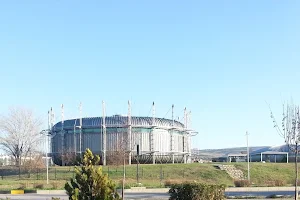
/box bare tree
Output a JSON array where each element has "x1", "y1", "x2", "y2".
[
  {"x1": 61, "y1": 147, "x2": 77, "y2": 170},
  {"x1": 0, "y1": 107, "x2": 43, "y2": 168},
  {"x1": 270, "y1": 102, "x2": 300, "y2": 200},
  {"x1": 23, "y1": 152, "x2": 45, "y2": 177},
  {"x1": 107, "y1": 139, "x2": 129, "y2": 167}
]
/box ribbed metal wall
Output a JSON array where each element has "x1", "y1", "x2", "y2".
[{"x1": 51, "y1": 116, "x2": 191, "y2": 165}]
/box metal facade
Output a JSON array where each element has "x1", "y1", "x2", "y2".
[{"x1": 51, "y1": 116, "x2": 191, "y2": 165}]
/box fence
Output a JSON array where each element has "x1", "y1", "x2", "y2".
[{"x1": 0, "y1": 164, "x2": 193, "y2": 188}]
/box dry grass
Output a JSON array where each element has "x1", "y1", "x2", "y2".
[{"x1": 0, "y1": 162, "x2": 298, "y2": 189}]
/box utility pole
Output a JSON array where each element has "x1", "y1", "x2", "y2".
[
  {"x1": 61, "y1": 104, "x2": 64, "y2": 166},
  {"x1": 79, "y1": 102, "x2": 82, "y2": 157},
  {"x1": 246, "y1": 131, "x2": 250, "y2": 182},
  {"x1": 46, "y1": 110, "x2": 50, "y2": 185},
  {"x1": 295, "y1": 142, "x2": 299, "y2": 200},
  {"x1": 171, "y1": 104, "x2": 175, "y2": 164},
  {"x1": 122, "y1": 151, "x2": 125, "y2": 200},
  {"x1": 128, "y1": 101, "x2": 132, "y2": 165},
  {"x1": 136, "y1": 144, "x2": 140, "y2": 183},
  {"x1": 102, "y1": 101, "x2": 106, "y2": 166}
]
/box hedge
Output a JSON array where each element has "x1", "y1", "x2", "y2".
[{"x1": 168, "y1": 183, "x2": 226, "y2": 200}]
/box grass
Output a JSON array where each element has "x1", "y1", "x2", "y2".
[
  {"x1": 0, "y1": 162, "x2": 298, "y2": 189},
  {"x1": 233, "y1": 162, "x2": 296, "y2": 186}
]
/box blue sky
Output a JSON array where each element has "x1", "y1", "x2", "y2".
[{"x1": 0, "y1": 1, "x2": 299, "y2": 149}]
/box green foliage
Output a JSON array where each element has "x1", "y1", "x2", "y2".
[
  {"x1": 169, "y1": 183, "x2": 226, "y2": 200},
  {"x1": 64, "y1": 149, "x2": 120, "y2": 200},
  {"x1": 33, "y1": 183, "x2": 44, "y2": 189},
  {"x1": 233, "y1": 180, "x2": 250, "y2": 187},
  {"x1": 234, "y1": 163, "x2": 295, "y2": 186}
]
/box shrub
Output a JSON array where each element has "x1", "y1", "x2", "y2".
[
  {"x1": 169, "y1": 183, "x2": 226, "y2": 200},
  {"x1": 274, "y1": 179, "x2": 285, "y2": 187},
  {"x1": 234, "y1": 180, "x2": 250, "y2": 187},
  {"x1": 18, "y1": 183, "x2": 26, "y2": 189},
  {"x1": 264, "y1": 179, "x2": 285, "y2": 187},
  {"x1": 33, "y1": 183, "x2": 44, "y2": 189},
  {"x1": 164, "y1": 179, "x2": 181, "y2": 187},
  {"x1": 52, "y1": 181, "x2": 60, "y2": 189},
  {"x1": 65, "y1": 149, "x2": 120, "y2": 200}
]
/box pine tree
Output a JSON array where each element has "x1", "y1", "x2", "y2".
[{"x1": 65, "y1": 149, "x2": 120, "y2": 200}]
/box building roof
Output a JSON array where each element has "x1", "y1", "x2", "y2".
[
  {"x1": 52, "y1": 116, "x2": 185, "y2": 131},
  {"x1": 227, "y1": 154, "x2": 247, "y2": 157},
  {"x1": 251, "y1": 151, "x2": 288, "y2": 155}
]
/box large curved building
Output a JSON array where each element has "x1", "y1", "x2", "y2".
[{"x1": 50, "y1": 115, "x2": 192, "y2": 165}]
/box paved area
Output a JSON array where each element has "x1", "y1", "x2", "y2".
[
  {"x1": 0, "y1": 187, "x2": 298, "y2": 199},
  {"x1": 0, "y1": 194, "x2": 296, "y2": 200}
]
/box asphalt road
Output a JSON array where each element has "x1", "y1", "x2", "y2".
[
  {"x1": 0, "y1": 193, "x2": 170, "y2": 200},
  {"x1": 0, "y1": 191, "x2": 297, "y2": 200},
  {"x1": 0, "y1": 194, "x2": 67, "y2": 200},
  {"x1": 225, "y1": 191, "x2": 295, "y2": 197}
]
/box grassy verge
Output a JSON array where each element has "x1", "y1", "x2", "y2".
[
  {"x1": 233, "y1": 163, "x2": 295, "y2": 186},
  {"x1": 0, "y1": 162, "x2": 298, "y2": 189}
]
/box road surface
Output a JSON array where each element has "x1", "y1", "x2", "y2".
[
  {"x1": 0, "y1": 191, "x2": 297, "y2": 199},
  {"x1": 0, "y1": 193, "x2": 170, "y2": 200}
]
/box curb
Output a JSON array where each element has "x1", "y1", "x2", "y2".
[
  {"x1": 36, "y1": 190, "x2": 67, "y2": 195},
  {"x1": 0, "y1": 187, "x2": 299, "y2": 195},
  {"x1": 0, "y1": 190, "x2": 36, "y2": 194},
  {"x1": 11, "y1": 190, "x2": 24, "y2": 195},
  {"x1": 226, "y1": 186, "x2": 300, "y2": 192}
]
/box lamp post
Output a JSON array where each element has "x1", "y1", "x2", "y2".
[
  {"x1": 246, "y1": 131, "x2": 250, "y2": 182},
  {"x1": 122, "y1": 150, "x2": 131, "y2": 200},
  {"x1": 73, "y1": 119, "x2": 82, "y2": 156},
  {"x1": 136, "y1": 144, "x2": 140, "y2": 184},
  {"x1": 40, "y1": 129, "x2": 50, "y2": 185},
  {"x1": 73, "y1": 120, "x2": 77, "y2": 155},
  {"x1": 76, "y1": 125, "x2": 82, "y2": 157},
  {"x1": 122, "y1": 152, "x2": 125, "y2": 200}
]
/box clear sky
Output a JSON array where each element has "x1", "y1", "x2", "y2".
[{"x1": 0, "y1": 1, "x2": 299, "y2": 149}]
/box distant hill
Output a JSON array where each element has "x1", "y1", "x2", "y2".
[{"x1": 193, "y1": 146, "x2": 270, "y2": 160}]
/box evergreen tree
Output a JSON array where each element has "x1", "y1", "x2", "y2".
[{"x1": 65, "y1": 149, "x2": 120, "y2": 200}]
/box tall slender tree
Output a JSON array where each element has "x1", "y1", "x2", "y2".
[{"x1": 270, "y1": 102, "x2": 300, "y2": 200}]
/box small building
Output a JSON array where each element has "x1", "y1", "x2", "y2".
[
  {"x1": 250, "y1": 151, "x2": 288, "y2": 163},
  {"x1": 227, "y1": 153, "x2": 247, "y2": 162},
  {"x1": 0, "y1": 155, "x2": 14, "y2": 166}
]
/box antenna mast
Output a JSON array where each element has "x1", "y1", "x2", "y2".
[{"x1": 184, "y1": 107, "x2": 187, "y2": 129}]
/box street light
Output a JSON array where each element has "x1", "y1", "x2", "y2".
[
  {"x1": 73, "y1": 117, "x2": 83, "y2": 157},
  {"x1": 136, "y1": 144, "x2": 140, "y2": 184},
  {"x1": 246, "y1": 131, "x2": 250, "y2": 182},
  {"x1": 122, "y1": 150, "x2": 131, "y2": 200},
  {"x1": 73, "y1": 119, "x2": 78, "y2": 155},
  {"x1": 40, "y1": 129, "x2": 51, "y2": 185}
]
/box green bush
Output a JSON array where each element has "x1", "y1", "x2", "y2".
[
  {"x1": 18, "y1": 183, "x2": 26, "y2": 189},
  {"x1": 265, "y1": 179, "x2": 285, "y2": 187},
  {"x1": 52, "y1": 181, "x2": 60, "y2": 189},
  {"x1": 169, "y1": 183, "x2": 226, "y2": 200},
  {"x1": 33, "y1": 183, "x2": 44, "y2": 189},
  {"x1": 164, "y1": 179, "x2": 182, "y2": 187},
  {"x1": 65, "y1": 149, "x2": 120, "y2": 200},
  {"x1": 234, "y1": 180, "x2": 250, "y2": 187}
]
